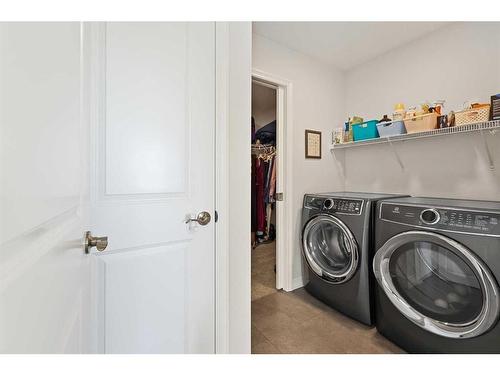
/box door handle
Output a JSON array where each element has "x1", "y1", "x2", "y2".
[
  {"x1": 185, "y1": 211, "x2": 211, "y2": 226},
  {"x1": 84, "y1": 231, "x2": 108, "y2": 253}
]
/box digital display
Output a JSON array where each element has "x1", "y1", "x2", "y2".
[
  {"x1": 326, "y1": 199, "x2": 363, "y2": 215},
  {"x1": 304, "y1": 196, "x2": 363, "y2": 215}
]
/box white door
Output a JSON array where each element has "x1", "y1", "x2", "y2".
[
  {"x1": 86, "y1": 22, "x2": 216, "y2": 353},
  {"x1": 0, "y1": 23, "x2": 92, "y2": 353}
]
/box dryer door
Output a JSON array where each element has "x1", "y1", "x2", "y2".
[
  {"x1": 373, "y1": 230, "x2": 500, "y2": 338},
  {"x1": 302, "y1": 214, "x2": 359, "y2": 284}
]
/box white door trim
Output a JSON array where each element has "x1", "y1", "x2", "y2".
[
  {"x1": 215, "y1": 22, "x2": 252, "y2": 354},
  {"x1": 252, "y1": 69, "x2": 294, "y2": 292},
  {"x1": 214, "y1": 22, "x2": 230, "y2": 354}
]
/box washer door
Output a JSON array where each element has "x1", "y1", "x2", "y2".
[
  {"x1": 373, "y1": 230, "x2": 500, "y2": 338},
  {"x1": 302, "y1": 214, "x2": 359, "y2": 283}
]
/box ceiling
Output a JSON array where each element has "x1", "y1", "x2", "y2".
[{"x1": 253, "y1": 22, "x2": 451, "y2": 71}]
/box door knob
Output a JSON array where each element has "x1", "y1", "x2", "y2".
[
  {"x1": 185, "y1": 211, "x2": 211, "y2": 226},
  {"x1": 84, "y1": 231, "x2": 108, "y2": 253}
]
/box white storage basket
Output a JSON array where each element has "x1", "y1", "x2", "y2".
[{"x1": 455, "y1": 105, "x2": 490, "y2": 126}]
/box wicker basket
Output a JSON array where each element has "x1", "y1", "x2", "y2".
[
  {"x1": 455, "y1": 105, "x2": 491, "y2": 126},
  {"x1": 403, "y1": 113, "x2": 438, "y2": 134}
]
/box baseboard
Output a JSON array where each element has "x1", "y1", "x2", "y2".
[{"x1": 290, "y1": 276, "x2": 306, "y2": 291}]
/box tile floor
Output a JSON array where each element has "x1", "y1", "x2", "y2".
[{"x1": 251, "y1": 241, "x2": 404, "y2": 354}]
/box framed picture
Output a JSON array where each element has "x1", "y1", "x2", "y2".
[{"x1": 305, "y1": 130, "x2": 321, "y2": 159}]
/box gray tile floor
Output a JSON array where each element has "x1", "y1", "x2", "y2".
[{"x1": 251, "y1": 241, "x2": 404, "y2": 354}]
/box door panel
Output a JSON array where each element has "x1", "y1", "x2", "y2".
[
  {"x1": 101, "y1": 244, "x2": 186, "y2": 353},
  {"x1": 0, "y1": 23, "x2": 90, "y2": 353},
  {"x1": 104, "y1": 23, "x2": 188, "y2": 195},
  {"x1": 88, "y1": 22, "x2": 215, "y2": 353}
]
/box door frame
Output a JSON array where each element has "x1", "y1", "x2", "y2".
[
  {"x1": 251, "y1": 69, "x2": 294, "y2": 292},
  {"x1": 215, "y1": 30, "x2": 294, "y2": 352},
  {"x1": 215, "y1": 22, "x2": 252, "y2": 354}
]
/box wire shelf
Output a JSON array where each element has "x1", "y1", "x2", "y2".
[{"x1": 330, "y1": 120, "x2": 500, "y2": 150}]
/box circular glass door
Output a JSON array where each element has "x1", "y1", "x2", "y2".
[
  {"x1": 302, "y1": 214, "x2": 359, "y2": 284},
  {"x1": 373, "y1": 231, "x2": 500, "y2": 338}
]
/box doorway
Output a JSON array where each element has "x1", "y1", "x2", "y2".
[
  {"x1": 250, "y1": 71, "x2": 293, "y2": 296},
  {"x1": 251, "y1": 79, "x2": 278, "y2": 300}
]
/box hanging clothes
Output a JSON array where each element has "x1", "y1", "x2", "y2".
[
  {"x1": 251, "y1": 154, "x2": 257, "y2": 233},
  {"x1": 269, "y1": 158, "x2": 276, "y2": 201},
  {"x1": 255, "y1": 120, "x2": 276, "y2": 145},
  {"x1": 264, "y1": 156, "x2": 273, "y2": 204},
  {"x1": 252, "y1": 153, "x2": 277, "y2": 242},
  {"x1": 252, "y1": 118, "x2": 277, "y2": 244},
  {"x1": 255, "y1": 157, "x2": 266, "y2": 237}
]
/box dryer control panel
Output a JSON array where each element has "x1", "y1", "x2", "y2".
[
  {"x1": 304, "y1": 196, "x2": 363, "y2": 215},
  {"x1": 380, "y1": 203, "x2": 500, "y2": 236}
]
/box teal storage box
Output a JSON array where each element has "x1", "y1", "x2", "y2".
[{"x1": 352, "y1": 120, "x2": 379, "y2": 141}]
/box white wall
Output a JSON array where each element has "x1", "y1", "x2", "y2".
[
  {"x1": 252, "y1": 34, "x2": 345, "y2": 286},
  {"x1": 344, "y1": 22, "x2": 500, "y2": 200}
]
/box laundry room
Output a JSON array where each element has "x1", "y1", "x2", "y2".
[
  {"x1": 250, "y1": 21, "x2": 500, "y2": 354},
  {"x1": 3, "y1": 6, "x2": 500, "y2": 369}
]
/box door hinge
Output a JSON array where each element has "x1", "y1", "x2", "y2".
[
  {"x1": 275, "y1": 192, "x2": 284, "y2": 201},
  {"x1": 215, "y1": 210, "x2": 218, "y2": 223}
]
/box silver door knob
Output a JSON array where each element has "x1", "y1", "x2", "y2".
[
  {"x1": 84, "y1": 231, "x2": 108, "y2": 253},
  {"x1": 185, "y1": 211, "x2": 211, "y2": 226}
]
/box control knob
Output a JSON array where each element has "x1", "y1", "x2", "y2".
[
  {"x1": 323, "y1": 199, "x2": 334, "y2": 210},
  {"x1": 420, "y1": 208, "x2": 440, "y2": 225}
]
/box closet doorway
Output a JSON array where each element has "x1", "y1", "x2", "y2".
[{"x1": 251, "y1": 72, "x2": 292, "y2": 299}]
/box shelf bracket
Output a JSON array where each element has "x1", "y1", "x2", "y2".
[
  {"x1": 480, "y1": 128, "x2": 495, "y2": 170},
  {"x1": 331, "y1": 147, "x2": 345, "y2": 179},
  {"x1": 387, "y1": 137, "x2": 405, "y2": 171}
]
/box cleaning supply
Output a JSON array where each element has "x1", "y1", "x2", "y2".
[
  {"x1": 491, "y1": 94, "x2": 500, "y2": 120},
  {"x1": 343, "y1": 120, "x2": 351, "y2": 142},
  {"x1": 342, "y1": 118, "x2": 352, "y2": 143},
  {"x1": 433, "y1": 100, "x2": 445, "y2": 116},
  {"x1": 378, "y1": 115, "x2": 391, "y2": 123},
  {"x1": 333, "y1": 128, "x2": 344, "y2": 144},
  {"x1": 393, "y1": 103, "x2": 406, "y2": 121},
  {"x1": 421, "y1": 102, "x2": 431, "y2": 114},
  {"x1": 345, "y1": 117, "x2": 363, "y2": 142},
  {"x1": 350, "y1": 116, "x2": 363, "y2": 125},
  {"x1": 406, "y1": 107, "x2": 417, "y2": 119}
]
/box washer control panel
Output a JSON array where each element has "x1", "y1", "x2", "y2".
[
  {"x1": 304, "y1": 195, "x2": 363, "y2": 215},
  {"x1": 380, "y1": 203, "x2": 500, "y2": 236}
]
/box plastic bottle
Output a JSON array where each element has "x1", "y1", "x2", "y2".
[
  {"x1": 393, "y1": 103, "x2": 406, "y2": 121},
  {"x1": 378, "y1": 115, "x2": 391, "y2": 123}
]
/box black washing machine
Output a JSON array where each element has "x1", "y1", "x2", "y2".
[
  {"x1": 301, "y1": 192, "x2": 408, "y2": 325},
  {"x1": 373, "y1": 197, "x2": 500, "y2": 353}
]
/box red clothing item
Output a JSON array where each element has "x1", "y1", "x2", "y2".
[{"x1": 255, "y1": 158, "x2": 266, "y2": 233}]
